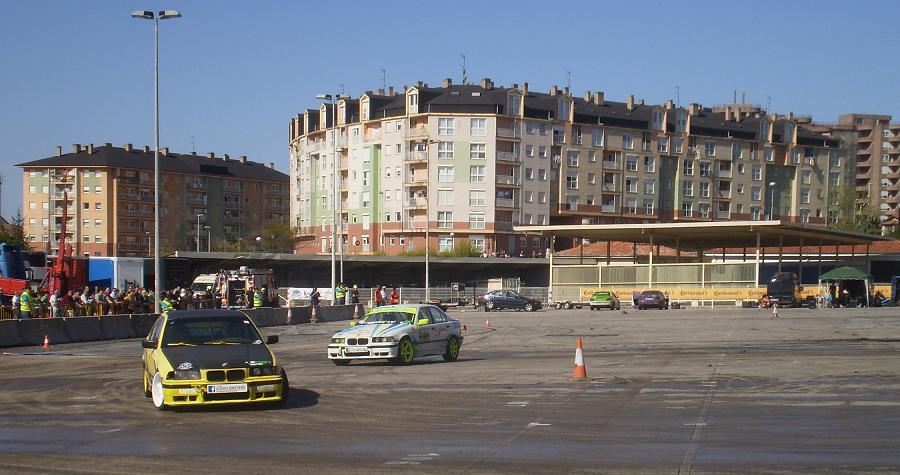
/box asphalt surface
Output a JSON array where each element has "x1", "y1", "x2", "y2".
[{"x1": 1, "y1": 306, "x2": 900, "y2": 474}]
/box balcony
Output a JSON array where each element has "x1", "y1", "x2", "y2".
[
  {"x1": 403, "y1": 174, "x2": 428, "y2": 186},
  {"x1": 495, "y1": 221, "x2": 515, "y2": 231},
  {"x1": 717, "y1": 169, "x2": 732, "y2": 178},
  {"x1": 117, "y1": 242, "x2": 146, "y2": 251},
  {"x1": 405, "y1": 197, "x2": 427, "y2": 208},
  {"x1": 405, "y1": 126, "x2": 429, "y2": 140},
  {"x1": 715, "y1": 210, "x2": 731, "y2": 219},
  {"x1": 224, "y1": 184, "x2": 244, "y2": 193},
  {"x1": 187, "y1": 196, "x2": 208, "y2": 206},
  {"x1": 602, "y1": 160, "x2": 619, "y2": 170},
  {"x1": 224, "y1": 215, "x2": 244, "y2": 225},
  {"x1": 264, "y1": 188, "x2": 289, "y2": 197},
  {"x1": 496, "y1": 128, "x2": 521, "y2": 139},
  {"x1": 716, "y1": 190, "x2": 732, "y2": 199},
  {"x1": 119, "y1": 209, "x2": 153, "y2": 217},
  {"x1": 496, "y1": 198, "x2": 516, "y2": 208},
  {"x1": 601, "y1": 204, "x2": 618, "y2": 213},
  {"x1": 495, "y1": 175, "x2": 520, "y2": 186},
  {"x1": 404, "y1": 150, "x2": 429, "y2": 163},
  {"x1": 496, "y1": 151, "x2": 519, "y2": 162},
  {"x1": 118, "y1": 193, "x2": 140, "y2": 201},
  {"x1": 50, "y1": 192, "x2": 73, "y2": 200},
  {"x1": 51, "y1": 207, "x2": 75, "y2": 216},
  {"x1": 224, "y1": 200, "x2": 244, "y2": 209},
  {"x1": 552, "y1": 135, "x2": 565, "y2": 145},
  {"x1": 187, "y1": 182, "x2": 208, "y2": 190},
  {"x1": 602, "y1": 182, "x2": 619, "y2": 193}
]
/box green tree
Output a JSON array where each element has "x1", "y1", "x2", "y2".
[
  {"x1": 259, "y1": 221, "x2": 295, "y2": 253},
  {"x1": 0, "y1": 211, "x2": 29, "y2": 248},
  {"x1": 829, "y1": 182, "x2": 880, "y2": 234}
]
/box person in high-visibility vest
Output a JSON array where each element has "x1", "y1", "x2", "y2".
[
  {"x1": 390, "y1": 287, "x2": 400, "y2": 305},
  {"x1": 334, "y1": 283, "x2": 346, "y2": 306},
  {"x1": 19, "y1": 289, "x2": 33, "y2": 319},
  {"x1": 253, "y1": 288, "x2": 263, "y2": 308},
  {"x1": 159, "y1": 294, "x2": 174, "y2": 315}
]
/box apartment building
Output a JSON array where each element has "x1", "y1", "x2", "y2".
[
  {"x1": 18, "y1": 143, "x2": 289, "y2": 257},
  {"x1": 802, "y1": 114, "x2": 900, "y2": 223},
  {"x1": 288, "y1": 78, "x2": 845, "y2": 256}
]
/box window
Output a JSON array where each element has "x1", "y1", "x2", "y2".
[
  {"x1": 362, "y1": 170, "x2": 370, "y2": 186},
  {"x1": 672, "y1": 136, "x2": 683, "y2": 154},
  {"x1": 624, "y1": 197, "x2": 637, "y2": 214},
  {"x1": 83, "y1": 186, "x2": 90, "y2": 193},
  {"x1": 751, "y1": 186, "x2": 761, "y2": 201},
  {"x1": 29, "y1": 185, "x2": 36, "y2": 193},
  {"x1": 95, "y1": 203, "x2": 101, "y2": 210},
  {"x1": 799, "y1": 209, "x2": 810, "y2": 223},
  {"x1": 538, "y1": 169, "x2": 547, "y2": 181},
  {"x1": 644, "y1": 178, "x2": 655, "y2": 195},
  {"x1": 625, "y1": 155, "x2": 638, "y2": 172},
  {"x1": 588, "y1": 151, "x2": 597, "y2": 162},
  {"x1": 525, "y1": 168, "x2": 534, "y2": 180},
  {"x1": 470, "y1": 235, "x2": 485, "y2": 251},
  {"x1": 94, "y1": 219, "x2": 101, "y2": 227},
  {"x1": 592, "y1": 129, "x2": 604, "y2": 146},
  {"x1": 736, "y1": 184, "x2": 744, "y2": 194},
  {"x1": 438, "y1": 141, "x2": 454, "y2": 159},
  {"x1": 566, "y1": 151, "x2": 579, "y2": 167},
  {"x1": 396, "y1": 144, "x2": 402, "y2": 154},
  {"x1": 764, "y1": 147, "x2": 773, "y2": 162},
  {"x1": 751, "y1": 207, "x2": 762, "y2": 220},
  {"x1": 752, "y1": 165, "x2": 762, "y2": 181},
  {"x1": 705, "y1": 141, "x2": 716, "y2": 157},
  {"x1": 525, "y1": 145, "x2": 534, "y2": 157},
  {"x1": 651, "y1": 109, "x2": 663, "y2": 130},
  {"x1": 731, "y1": 143, "x2": 743, "y2": 159},
  {"x1": 657, "y1": 136, "x2": 668, "y2": 153},
  {"x1": 565, "y1": 195, "x2": 578, "y2": 210},
  {"x1": 538, "y1": 123, "x2": 547, "y2": 135},
  {"x1": 538, "y1": 146, "x2": 547, "y2": 158},
  {"x1": 438, "y1": 118, "x2": 454, "y2": 135},
  {"x1": 469, "y1": 190, "x2": 485, "y2": 206},
  {"x1": 437, "y1": 211, "x2": 452, "y2": 228},
  {"x1": 682, "y1": 181, "x2": 693, "y2": 197},
  {"x1": 470, "y1": 118, "x2": 486, "y2": 136},
  {"x1": 437, "y1": 189, "x2": 453, "y2": 206},
  {"x1": 526, "y1": 121, "x2": 535, "y2": 134},
  {"x1": 524, "y1": 191, "x2": 534, "y2": 203},
  {"x1": 622, "y1": 133, "x2": 633, "y2": 150},
  {"x1": 438, "y1": 236, "x2": 453, "y2": 252},
  {"x1": 676, "y1": 110, "x2": 687, "y2": 132},
  {"x1": 829, "y1": 151, "x2": 840, "y2": 168},
  {"x1": 683, "y1": 159, "x2": 694, "y2": 176},
  {"x1": 468, "y1": 143, "x2": 485, "y2": 160},
  {"x1": 385, "y1": 167, "x2": 392, "y2": 178},
  {"x1": 587, "y1": 172, "x2": 596, "y2": 184},
  {"x1": 83, "y1": 236, "x2": 91, "y2": 243},
  {"x1": 625, "y1": 177, "x2": 637, "y2": 193},
  {"x1": 643, "y1": 200, "x2": 654, "y2": 214},
  {"x1": 95, "y1": 235, "x2": 102, "y2": 243},
  {"x1": 700, "y1": 182, "x2": 710, "y2": 198},
  {"x1": 801, "y1": 188, "x2": 810, "y2": 204},
  {"x1": 699, "y1": 203, "x2": 710, "y2": 219},
  {"x1": 469, "y1": 213, "x2": 485, "y2": 229},
  {"x1": 830, "y1": 171, "x2": 840, "y2": 186},
  {"x1": 469, "y1": 165, "x2": 485, "y2": 183},
  {"x1": 699, "y1": 161, "x2": 711, "y2": 177},
  {"x1": 540, "y1": 192, "x2": 549, "y2": 204},
  {"x1": 566, "y1": 173, "x2": 578, "y2": 190},
  {"x1": 643, "y1": 156, "x2": 655, "y2": 173},
  {"x1": 784, "y1": 123, "x2": 794, "y2": 144},
  {"x1": 438, "y1": 166, "x2": 454, "y2": 182},
  {"x1": 362, "y1": 192, "x2": 371, "y2": 208},
  {"x1": 801, "y1": 170, "x2": 811, "y2": 184}
]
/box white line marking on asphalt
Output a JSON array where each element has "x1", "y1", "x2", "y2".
[
  {"x1": 96, "y1": 428, "x2": 122, "y2": 433},
  {"x1": 506, "y1": 401, "x2": 530, "y2": 406},
  {"x1": 385, "y1": 461, "x2": 419, "y2": 465},
  {"x1": 683, "y1": 423, "x2": 707, "y2": 427},
  {"x1": 386, "y1": 453, "x2": 439, "y2": 465},
  {"x1": 527, "y1": 423, "x2": 551, "y2": 427}
]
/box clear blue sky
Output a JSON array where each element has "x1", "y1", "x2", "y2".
[{"x1": 1, "y1": 0, "x2": 897, "y2": 219}]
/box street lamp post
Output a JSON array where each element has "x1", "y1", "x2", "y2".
[
  {"x1": 196, "y1": 213, "x2": 204, "y2": 252},
  {"x1": 204, "y1": 225, "x2": 211, "y2": 252},
  {"x1": 768, "y1": 181, "x2": 777, "y2": 220},
  {"x1": 315, "y1": 93, "x2": 349, "y2": 303},
  {"x1": 132, "y1": 9, "x2": 181, "y2": 313}
]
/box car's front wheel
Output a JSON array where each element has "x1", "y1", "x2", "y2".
[
  {"x1": 443, "y1": 336, "x2": 460, "y2": 362},
  {"x1": 524, "y1": 302, "x2": 534, "y2": 312},
  {"x1": 563, "y1": 302, "x2": 572, "y2": 310},
  {"x1": 485, "y1": 301, "x2": 495, "y2": 311},
  {"x1": 151, "y1": 372, "x2": 167, "y2": 411},
  {"x1": 392, "y1": 337, "x2": 415, "y2": 365}
]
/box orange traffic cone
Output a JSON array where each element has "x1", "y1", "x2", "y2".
[
  {"x1": 353, "y1": 304, "x2": 359, "y2": 318},
  {"x1": 42, "y1": 334, "x2": 50, "y2": 350},
  {"x1": 485, "y1": 319, "x2": 492, "y2": 328},
  {"x1": 462, "y1": 324, "x2": 468, "y2": 332},
  {"x1": 286, "y1": 307, "x2": 293, "y2": 324},
  {"x1": 572, "y1": 337, "x2": 587, "y2": 380}
]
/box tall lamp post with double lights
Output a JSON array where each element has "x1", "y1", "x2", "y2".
[
  {"x1": 768, "y1": 181, "x2": 777, "y2": 220},
  {"x1": 131, "y1": 9, "x2": 181, "y2": 313},
  {"x1": 196, "y1": 213, "x2": 204, "y2": 252},
  {"x1": 315, "y1": 93, "x2": 348, "y2": 303}
]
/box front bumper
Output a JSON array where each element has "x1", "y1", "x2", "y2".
[
  {"x1": 160, "y1": 376, "x2": 284, "y2": 406},
  {"x1": 327, "y1": 343, "x2": 399, "y2": 360}
]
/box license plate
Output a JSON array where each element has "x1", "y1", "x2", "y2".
[
  {"x1": 207, "y1": 383, "x2": 247, "y2": 394},
  {"x1": 344, "y1": 346, "x2": 369, "y2": 354}
]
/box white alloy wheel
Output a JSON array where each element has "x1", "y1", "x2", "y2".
[{"x1": 151, "y1": 372, "x2": 167, "y2": 410}]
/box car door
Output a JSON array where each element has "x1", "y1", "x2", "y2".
[
  {"x1": 425, "y1": 307, "x2": 451, "y2": 353},
  {"x1": 508, "y1": 291, "x2": 525, "y2": 309},
  {"x1": 143, "y1": 315, "x2": 165, "y2": 378},
  {"x1": 413, "y1": 308, "x2": 435, "y2": 354}
]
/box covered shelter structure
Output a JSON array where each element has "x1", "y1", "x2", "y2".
[
  {"x1": 817, "y1": 266, "x2": 873, "y2": 308},
  {"x1": 515, "y1": 221, "x2": 888, "y2": 305}
]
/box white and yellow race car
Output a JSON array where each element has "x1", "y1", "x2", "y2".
[
  {"x1": 328, "y1": 304, "x2": 463, "y2": 365},
  {"x1": 141, "y1": 309, "x2": 288, "y2": 410}
]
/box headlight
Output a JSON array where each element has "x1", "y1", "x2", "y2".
[
  {"x1": 250, "y1": 366, "x2": 276, "y2": 376},
  {"x1": 173, "y1": 370, "x2": 200, "y2": 380},
  {"x1": 331, "y1": 337, "x2": 345, "y2": 344},
  {"x1": 372, "y1": 336, "x2": 397, "y2": 343}
]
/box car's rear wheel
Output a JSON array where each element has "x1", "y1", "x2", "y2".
[
  {"x1": 485, "y1": 301, "x2": 495, "y2": 311},
  {"x1": 277, "y1": 369, "x2": 290, "y2": 407},
  {"x1": 392, "y1": 337, "x2": 415, "y2": 365},
  {"x1": 443, "y1": 336, "x2": 460, "y2": 362},
  {"x1": 332, "y1": 359, "x2": 351, "y2": 366},
  {"x1": 555, "y1": 302, "x2": 562, "y2": 309},
  {"x1": 151, "y1": 372, "x2": 167, "y2": 411},
  {"x1": 524, "y1": 302, "x2": 534, "y2": 312},
  {"x1": 563, "y1": 302, "x2": 572, "y2": 310}
]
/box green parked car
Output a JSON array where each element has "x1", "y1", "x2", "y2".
[{"x1": 589, "y1": 291, "x2": 620, "y2": 311}]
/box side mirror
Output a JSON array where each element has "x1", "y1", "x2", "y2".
[
  {"x1": 417, "y1": 319, "x2": 429, "y2": 326},
  {"x1": 141, "y1": 339, "x2": 156, "y2": 349},
  {"x1": 266, "y1": 335, "x2": 279, "y2": 345},
  {"x1": 349, "y1": 321, "x2": 357, "y2": 327}
]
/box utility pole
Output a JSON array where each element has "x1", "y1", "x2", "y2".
[{"x1": 460, "y1": 54, "x2": 467, "y2": 85}]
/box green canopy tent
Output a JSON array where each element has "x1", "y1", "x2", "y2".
[{"x1": 818, "y1": 266, "x2": 872, "y2": 307}]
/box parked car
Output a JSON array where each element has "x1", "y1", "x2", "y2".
[
  {"x1": 477, "y1": 290, "x2": 541, "y2": 312},
  {"x1": 589, "y1": 291, "x2": 620, "y2": 310},
  {"x1": 637, "y1": 290, "x2": 669, "y2": 310}
]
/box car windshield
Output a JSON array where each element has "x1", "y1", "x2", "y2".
[
  {"x1": 359, "y1": 311, "x2": 414, "y2": 325},
  {"x1": 593, "y1": 292, "x2": 610, "y2": 298},
  {"x1": 161, "y1": 317, "x2": 263, "y2": 346},
  {"x1": 641, "y1": 292, "x2": 661, "y2": 299}
]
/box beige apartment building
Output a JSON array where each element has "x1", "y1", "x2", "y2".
[
  {"x1": 18, "y1": 143, "x2": 289, "y2": 257},
  {"x1": 288, "y1": 78, "x2": 846, "y2": 256},
  {"x1": 802, "y1": 114, "x2": 900, "y2": 224}
]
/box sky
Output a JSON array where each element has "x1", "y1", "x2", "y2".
[{"x1": 1, "y1": 0, "x2": 898, "y2": 219}]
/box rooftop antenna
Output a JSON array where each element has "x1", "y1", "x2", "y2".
[
  {"x1": 460, "y1": 54, "x2": 467, "y2": 85},
  {"x1": 767, "y1": 95, "x2": 772, "y2": 112},
  {"x1": 380, "y1": 69, "x2": 386, "y2": 91},
  {"x1": 190, "y1": 135, "x2": 195, "y2": 154},
  {"x1": 566, "y1": 70, "x2": 572, "y2": 90},
  {"x1": 339, "y1": 83, "x2": 345, "y2": 95},
  {"x1": 675, "y1": 86, "x2": 680, "y2": 108}
]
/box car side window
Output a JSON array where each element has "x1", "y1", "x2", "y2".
[
  {"x1": 148, "y1": 317, "x2": 164, "y2": 342},
  {"x1": 417, "y1": 309, "x2": 432, "y2": 324},
  {"x1": 427, "y1": 307, "x2": 446, "y2": 323}
]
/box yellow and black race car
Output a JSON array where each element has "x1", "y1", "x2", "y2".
[{"x1": 141, "y1": 309, "x2": 288, "y2": 410}]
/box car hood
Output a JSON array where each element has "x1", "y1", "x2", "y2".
[
  {"x1": 333, "y1": 322, "x2": 412, "y2": 339},
  {"x1": 161, "y1": 344, "x2": 273, "y2": 370}
]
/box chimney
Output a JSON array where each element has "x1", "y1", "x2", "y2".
[
  {"x1": 87, "y1": 144, "x2": 94, "y2": 154},
  {"x1": 269, "y1": 162, "x2": 275, "y2": 169},
  {"x1": 563, "y1": 86, "x2": 570, "y2": 96},
  {"x1": 480, "y1": 77, "x2": 493, "y2": 89},
  {"x1": 626, "y1": 95, "x2": 635, "y2": 111},
  {"x1": 665, "y1": 99, "x2": 674, "y2": 110},
  {"x1": 416, "y1": 80, "x2": 424, "y2": 87},
  {"x1": 72, "y1": 144, "x2": 82, "y2": 154},
  {"x1": 207, "y1": 152, "x2": 215, "y2": 159},
  {"x1": 192, "y1": 151, "x2": 197, "y2": 155},
  {"x1": 376, "y1": 88, "x2": 384, "y2": 95},
  {"x1": 583, "y1": 90, "x2": 591, "y2": 102},
  {"x1": 161, "y1": 147, "x2": 168, "y2": 156},
  {"x1": 240, "y1": 155, "x2": 247, "y2": 164},
  {"x1": 593, "y1": 91, "x2": 604, "y2": 105},
  {"x1": 522, "y1": 82, "x2": 529, "y2": 94},
  {"x1": 124, "y1": 143, "x2": 132, "y2": 152},
  {"x1": 56, "y1": 145, "x2": 62, "y2": 156},
  {"x1": 550, "y1": 85, "x2": 558, "y2": 96},
  {"x1": 638, "y1": 99, "x2": 645, "y2": 106},
  {"x1": 511, "y1": 83, "x2": 518, "y2": 89},
  {"x1": 143, "y1": 146, "x2": 150, "y2": 153},
  {"x1": 104, "y1": 142, "x2": 112, "y2": 148},
  {"x1": 689, "y1": 103, "x2": 701, "y2": 116},
  {"x1": 223, "y1": 153, "x2": 230, "y2": 161},
  {"x1": 787, "y1": 112, "x2": 794, "y2": 120},
  {"x1": 441, "y1": 77, "x2": 452, "y2": 88},
  {"x1": 388, "y1": 86, "x2": 395, "y2": 96},
  {"x1": 723, "y1": 106, "x2": 731, "y2": 121}
]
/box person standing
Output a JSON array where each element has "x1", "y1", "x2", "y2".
[
  {"x1": 49, "y1": 290, "x2": 60, "y2": 319},
  {"x1": 334, "y1": 283, "x2": 346, "y2": 306},
  {"x1": 380, "y1": 286, "x2": 389, "y2": 306},
  {"x1": 310, "y1": 287, "x2": 321, "y2": 323},
  {"x1": 19, "y1": 288, "x2": 33, "y2": 319},
  {"x1": 349, "y1": 285, "x2": 360, "y2": 305},
  {"x1": 374, "y1": 285, "x2": 383, "y2": 307},
  {"x1": 252, "y1": 287, "x2": 263, "y2": 309},
  {"x1": 390, "y1": 287, "x2": 400, "y2": 305},
  {"x1": 11, "y1": 291, "x2": 20, "y2": 318},
  {"x1": 771, "y1": 303, "x2": 779, "y2": 320}
]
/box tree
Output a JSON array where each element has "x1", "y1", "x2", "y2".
[
  {"x1": 259, "y1": 220, "x2": 295, "y2": 253},
  {"x1": 829, "y1": 182, "x2": 880, "y2": 234},
  {"x1": 0, "y1": 211, "x2": 29, "y2": 249}
]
